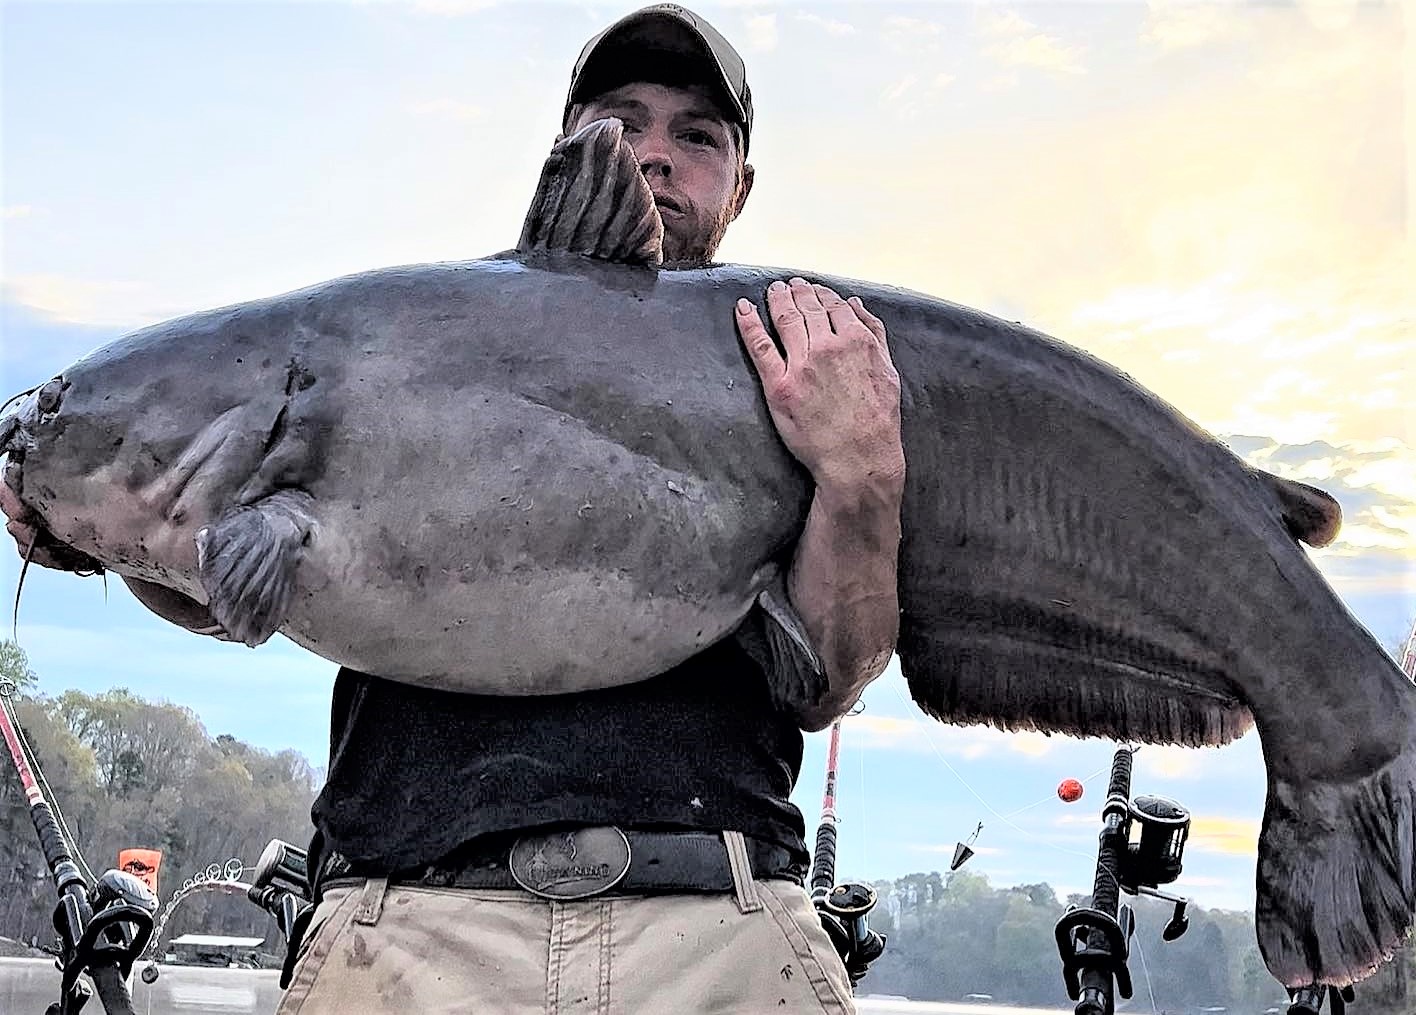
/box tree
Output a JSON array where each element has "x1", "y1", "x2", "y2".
[
  {"x1": 0, "y1": 640, "x2": 37, "y2": 693},
  {"x1": 1, "y1": 682, "x2": 320, "y2": 951}
]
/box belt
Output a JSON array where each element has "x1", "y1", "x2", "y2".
[{"x1": 321, "y1": 827, "x2": 805, "y2": 901}]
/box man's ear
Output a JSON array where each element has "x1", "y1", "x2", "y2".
[{"x1": 732, "y1": 163, "x2": 755, "y2": 221}]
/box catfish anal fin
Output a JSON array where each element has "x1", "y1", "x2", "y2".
[{"x1": 196, "y1": 490, "x2": 315, "y2": 647}]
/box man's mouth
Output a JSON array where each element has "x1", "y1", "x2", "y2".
[{"x1": 653, "y1": 194, "x2": 684, "y2": 217}]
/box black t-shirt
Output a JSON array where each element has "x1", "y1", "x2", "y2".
[{"x1": 310, "y1": 637, "x2": 809, "y2": 876}]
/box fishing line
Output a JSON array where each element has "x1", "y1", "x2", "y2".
[
  {"x1": 1131, "y1": 919, "x2": 1161, "y2": 1015},
  {"x1": 0, "y1": 681, "x2": 95, "y2": 885},
  {"x1": 857, "y1": 734, "x2": 867, "y2": 874},
  {"x1": 888, "y1": 680, "x2": 1098, "y2": 860},
  {"x1": 882, "y1": 684, "x2": 1163, "y2": 1006},
  {"x1": 17, "y1": 703, "x2": 95, "y2": 885},
  {"x1": 0, "y1": 383, "x2": 40, "y2": 417},
  {"x1": 998, "y1": 761, "x2": 1112, "y2": 820}
]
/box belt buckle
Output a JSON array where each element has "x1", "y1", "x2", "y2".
[{"x1": 509, "y1": 826, "x2": 632, "y2": 900}]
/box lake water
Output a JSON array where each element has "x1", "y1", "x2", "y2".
[{"x1": 0, "y1": 957, "x2": 1081, "y2": 1013}]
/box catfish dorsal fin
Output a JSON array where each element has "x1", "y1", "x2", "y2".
[
  {"x1": 1254, "y1": 468, "x2": 1343, "y2": 547},
  {"x1": 517, "y1": 117, "x2": 664, "y2": 267}
]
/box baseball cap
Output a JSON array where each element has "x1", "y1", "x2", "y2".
[{"x1": 565, "y1": 4, "x2": 753, "y2": 155}]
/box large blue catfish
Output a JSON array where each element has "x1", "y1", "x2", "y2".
[{"x1": 3, "y1": 119, "x2": 1412, "y2": 989}]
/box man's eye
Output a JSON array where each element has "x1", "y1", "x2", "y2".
[{"x1": 682, "y1": 129, "x2": 719, "y2": 147}]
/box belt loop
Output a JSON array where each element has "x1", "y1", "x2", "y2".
[
  {"x1": 353, "y1": 876, "x2": 389, "y2": 926},
  {"x1": 722, "y1": 831, "x2": 763, "y2": 914}
]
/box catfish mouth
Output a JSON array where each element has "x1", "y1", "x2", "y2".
[{"x1": 1, "y1": 391, "x2": 106, "y2": 577}]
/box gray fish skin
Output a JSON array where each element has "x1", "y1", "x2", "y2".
[{"x1": 3, "y1": 227, "x2": 1414, "y2": 990}]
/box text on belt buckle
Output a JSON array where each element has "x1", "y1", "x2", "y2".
[{"x1": 509, "y1": 826, "x2": 632, "y2": 900}]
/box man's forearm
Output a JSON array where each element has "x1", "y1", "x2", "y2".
[{"x1": 786, "y1": 473, "x2": 904, "y2": 731}]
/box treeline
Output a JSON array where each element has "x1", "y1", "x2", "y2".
[
  {"x1": 4, "y1": 639, "x2": 1413, "y2": 1011},
  {"x1": 0, "y1": 642, "x2": 318, "y2": 952},
  {"x1": 856, "y1": 867, "x2": 1415, "y2": 1013}
]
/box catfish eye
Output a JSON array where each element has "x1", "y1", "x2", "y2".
[{"x1": 37, "y1": 378, "x2": 66, "y2": 415}]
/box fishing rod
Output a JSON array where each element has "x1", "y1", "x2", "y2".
[
  {"x1": 810, "y1": 711, "x2": 886, "y2": 986},
  {"x1": 1054, "y1": 744, "x2": 1360, "y2": 1015},
  {"x1": 0, "y1": 678, "x2": 156, "y2": 1015},
  {"x1": 1055, "y1": 745, "x2": 1193, "y2": 1015}
]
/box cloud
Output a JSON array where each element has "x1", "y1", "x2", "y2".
[
  {"x1": 1, "y1": 298, "x2": 123, "y2": 388},
  {"x1": 1240, "y1": 438, "x2": 1416, "y2": 554},
  {"x1": 1142, "y1": 0, "x2": 1251, "y2": 52},
  {"x1": 979, "y1": 9, "x2": 1085, "y2": 76},
  {"x1": 882, "y1": 76, "x2": 917, "y2": 104},
  {"x1": 1187, "y1": 815, "x2": 1260, "y2": 857},
  {"x1": 883, "y1": 16, "x2": 941, "y2": 37},
  {"x1": 744, "y1": 13, "x2": 778, "y2": 52},
  {"x1": 407, "y1": 0, "x2": 498, "y2": 15},
  {"x1": 795, "y1": 11, "x2": 854, "y2": 36},
  {"x1": 1134, "y1": 743, "x2": 1227, "y2": 781},
  {"x1": 3, "y1": 205, "x2": 37, "y2": 220},
  {"x1": 850, "y1": 713, "x2": 1061, "y2": 760},
  {"x1": 406, "y1": 98, "x2": 485, "y2": 122},
  {"x1": 2, "y1": 275, "x2": 169, "y2": 330}
]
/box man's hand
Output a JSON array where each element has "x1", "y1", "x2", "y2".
[
  {"x1": 3, "y1": 461, "x2": 48, "y2": 562},
  {"x1": 734, "y1": 278, "x2": 904, "y2": 490},
  {"x1": 734, "y1": 278, "x2": 905, "y2": 730},
  {"x1": 1, "y1": 461, "x2": 93, "y2": 572}
]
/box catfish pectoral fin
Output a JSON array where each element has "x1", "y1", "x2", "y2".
[
  {"x1": 1257, "y1": 737, "x2": 1416, "y2": 988},
  {"x1": 195, "y1": 489, "x2": 315, "y2": 647}
]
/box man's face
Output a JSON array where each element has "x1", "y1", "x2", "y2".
[{"x1": 566, "y1": 82, "x2": 754, "y2": 267}]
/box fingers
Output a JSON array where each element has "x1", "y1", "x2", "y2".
[
  {"x1": 742, "y1": 277, "x2": 891, "y2": 381},
  {"x1": 766, "y1": 279, "x2": 811, "y2": 362},
  {"x1": 735, "y1": 298, "x2": 786, "y2": 384},
  {"x1": 0, "y1": 468, "x2": 47, "y2": 565},
  {"x1": 813, "y1": 283, "x2": 861, "y2": 336},
  {"x1": 0, "y1": 479, "x2": 31, "y2": 526},
  {"x1": 848, "y1": 295, "x2": 888, "y2": 346}
]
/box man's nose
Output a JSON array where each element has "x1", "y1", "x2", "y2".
[{"x1": 633, "y1": 129, "x2": 674, "y2": 178}]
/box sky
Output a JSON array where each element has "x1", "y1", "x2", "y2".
[{"x1": 1, "y1": 0, "x2": 1412, "y2": 942}]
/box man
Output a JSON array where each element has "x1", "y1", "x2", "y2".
[{"x1": 2, "y1": 6, "x2": 904, "y2": 1012}]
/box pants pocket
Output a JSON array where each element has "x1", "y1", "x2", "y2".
[
  {"x1": 757, "y1": 881, "x2": 856, "y2": 1014},
  {"x1": 275, "y1": 884, "x2": 359, "y2": 1014}
]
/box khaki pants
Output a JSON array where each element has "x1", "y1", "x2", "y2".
[{"x1": 275, "y1": 875, "x2": 856, "y2": 1014}]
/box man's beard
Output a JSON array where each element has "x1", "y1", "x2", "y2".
[{"x1": 659, "y1": 199, "x2": 735, "y2": 269}]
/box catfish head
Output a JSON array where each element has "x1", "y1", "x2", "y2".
[{"x1": 0, "y1": 308, "x2": 293, "y2": 598}]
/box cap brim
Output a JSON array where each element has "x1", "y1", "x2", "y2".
[{"x1": 568, "y1": 11, "x2": 747, "y2": 130}]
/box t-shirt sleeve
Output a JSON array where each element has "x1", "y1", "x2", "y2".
[{"x1": 733, "y1": 574, "x2": 825, "y2": 717}]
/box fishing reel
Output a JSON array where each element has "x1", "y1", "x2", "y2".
[
  {"x1": 246, "y1": 838, "x2": 315, "y2": 989},
  {"x1": 1056, "y1": 748, "x2": 1194, "y2": 1015},
  {"x1": 813, "y1": 882, "x2": 886, "y2": 987},
  {"x1": 1120, "y1": 793, "x2": 1193, "y2": 936},
  {"x1": 50, "y1": 868, "x2": 157, "y2": 1014},
  {"x1": 1287, "y1": 983, "x2": 1356, "y2": 1015}
]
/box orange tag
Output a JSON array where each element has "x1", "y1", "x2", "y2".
[{"x1": 118, "y1": 848, "x2": 163, "y2": 895}]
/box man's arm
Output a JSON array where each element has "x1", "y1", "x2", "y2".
[
  {"x1": 785, "y1": 472, "x2": 903, "y2": 730},
  {"x1": 736, "y1": 278, "x2": 905, "y2": 731}
]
